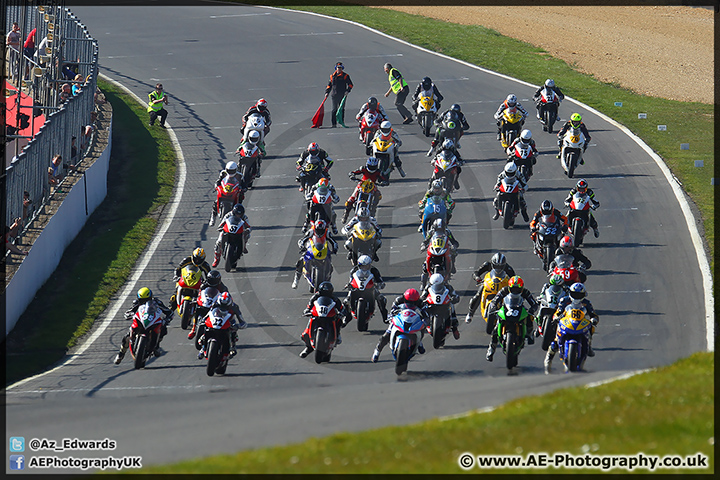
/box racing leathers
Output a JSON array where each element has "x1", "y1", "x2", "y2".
[
  {"x1": 212, "y1": 211, "x2": 252, "y2": 267},
  {"x1": 372, "y1": 295, "x2": 428, "y2": 360},
  {"x1": 297, "y1": 147, "x2": 334, "y2": 175},
  {"x1": 465, "y1": 262, "x2": 517, "y2": 322},
  {"x1": 494, "y1": 100, "x2": 528, "y2": 139},
  {"x1": 486, "y1": 286, "x2": 539, "y2": 361},
  {"x1": 564, "y1": 186, "x2": 600, "y2": 235},
  {"x1": 300, "y1": 292, "x2": 350, "y2": 356},
  {"x1": 343, "y1": 265, "x2": 389, "y2": 321},
  {"x1": 115, "y1": 297, "x2": 173, "y2": 362},
  {"x1": 545, "y1": 296, "x2": 600, "y2": 370},
  {"x1": 492, "y1": 169, "x2": 528, "y2": 221}
]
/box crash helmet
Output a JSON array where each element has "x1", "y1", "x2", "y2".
[
  {"x1": 432, "y1": 218, "x2": 446, "y2": 232},
  {"x1": 570, "y1": 113, "x2": 582, "y2": 128},
  {"x1": 576, "y1": 179, "x2": 588, "y2": 194},
  {"x1": 569, "y1": 282, "x2": 586, "y2": 304},
  {"x1": 314, "y1": 219, "x2": 328, "y2": 236},
  {"x1": 429, "y1": 273, "x2": 444, "y2": 287},
  {"x1": 540, "y1": 199, "x2": 554, "y2": 215},
  {"x1": 545, "y1": 79, "x2": 555, "y2": 88},
  {"x1": 232, "y1": 203, "x2": 245, "y2": 218},
  {"x1": 367, "y1": 96, "x2": 378, "y2": 110},
  {"x1": 358, "y1": 255, "x2": 372, "y2": 270},
  {"x1": 192, "y1": 247, "x2": 206, "y2": 266},
  {"x1": 431, "y1": 179, "x2": 444, "y2": 195},
  {"x1": 520, "y1": 129, "x2": 532, "y2": 143},
  {"x1": 403, "y1": 288, "x2": 420, "y2": 303},
  {"x1": 256, "y1": 98, "x2": 268, "y2": 110},
  {"x1": 549, "y1": 273, "x2": 564, "y2": 286},
  {"x1": 247, "y1": 130, "x2": 261, "y2": 145},
  {"x1": 307, "y1": 142, "x2": 319, "y2": 155},
  {"x1": 217, "y1": 291, "x2": 232, "y2": 309},
  {"x1": 508, "y1": 275, "x2": 524, "y2": 294},
  {"x1": 560, "y1": 235, "x2": 574, "y2": 254},
  {"x1": 506, "y1": 94, "x2": 517, "y2": 107},
  {"x1": 442, "y1": 138, "x2": 455, "y2": 150},
  {"x1": 318, "y1": 281, "x2": 334, "y2": 296},
  {"x1": 380, "y1": 120, "x2": 392, "y2": 135},
  {"x1": 317, "y1": 178, "x2": 330, "y2": 188},
  {"x1": 137, "y1": 287, "x2": 153, "y2": 302},
  {"x1": 206, "y1": 270, "x2": 222, "y2": 287},
  {"x1": 225, "y1": 161, "x2": 238, "y2": 176},
  {"x1": 421, "y1": 77, "x2": 432, "y2": 90},
  {"x1": 490, "y1": 252, "x2": 506, "y2": 272},
  {"x1": 366, "y1": 156, "x2": 379, "y2": 172},
  {"x1": 451, "y1": 104, "x2": 462, "y2": 114},
  {"x1": 357, "y1": 206, "x2": 370, "y2": 221},
  {"x1": 316, "y1": 185, "x2": 329, "y2": 196},
  {"x1": 360, "y1": 180, "x2": 375, "y2": 194},
  {"x1": 504, "y1": 162, "x2": 518, "y2": 177}
]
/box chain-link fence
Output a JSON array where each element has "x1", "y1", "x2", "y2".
[{"x1": 4, "y1": 2, "x2": 99, "y2": 248}]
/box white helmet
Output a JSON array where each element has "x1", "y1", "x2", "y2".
[
  {"x1": 504, "y1": 162, "x2": 517, "y2": 177},
  {"x1": 431, "y1": 179, "x2": 444, "y2": 195},
  {"x1": 358, "y1": 254, "x2": 372, "y2": 267},
  {"x1": 357, "y1": 206, "x2": 370, "y2": 220},
  {"x1": 545, "y1": 79, "x2": 555, "y2": 88},
  {"x1": 225, "y1": 161, "x2": 238, "y2": 175},
  {"x1": 520, "y1": 129, "x2": 532, "y2": 143},
  {"x1": 380, "y1": 120, "x2": 392, "y2": 135},
  {"x1": 248, "y1": 130, "x2": 261, "y2": 144},
  {"x1": 442, "y1": 138, "x2": 454, "y2": 150},
  {"x1": 506, "y1": 94, "x2": 517, "y2": 106},
  {"x1": 429, "y1": 273, "x2": 444, "y2": 286}
]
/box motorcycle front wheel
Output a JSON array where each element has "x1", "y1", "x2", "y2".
[
  {"x1": 505, "y1": 330, "x2": 519, "y2": 370},
  {"x1": 206, "y1": 339, "x2": 220, "y2": 376},
  {"x1": 395, "y1": 338, "x2": 411, "y2": 375},
  {"x1": 134, "y1": 336, "x2": 148, "y2": 370},
  {"x1": 432, "y1": 315, "x2": 445, "y2": 350}
]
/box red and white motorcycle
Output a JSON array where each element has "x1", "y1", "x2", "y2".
[
  {"x1": 423, "y1": 274, "x2": 456, "y2": 349},
  {"x1": 303, "y1": 296, "x2": 341, "y2": 364},
  {"x1": 358, "y1": 110, "x2": 381, "y2": 155},
  {"x1": 429, "y1": 147, "x2": 461, "y2": 194},
  {"x1": 536, "y1": 87, "x2": 561, "y2": 133},
  {"x1": 494, "y1": 166, "x2": 524, "y2": 230},
  {"x1": 235, "y1": 130, "x2": 262, "y2": 189},
  {"x1": 128, "y1": 303, "x2": 166, "y2": 370},
  {"x1": 347, "y1": 266, "x2": 379, "y2": 332},
  {"x1": 200, "y1": 307, "x2": 234, "y2": 376},
  {"x1": 506, "y1": 141, "x2": 536, "y2": 182},
  {"x1": 566, "y1": 191, "x2": 597, "y2": 246}
]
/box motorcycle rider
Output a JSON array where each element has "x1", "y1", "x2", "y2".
[
  {"x1": 235, "y1": 129, "x2": 264, "y2": 181},
  {"x1": 533, "y1": 79, "x2": 565, "y2": 121},
  {"x1": 494, "y1": 94, "x2": 528, "y2": 141},
  {"x1": 343, "y1": 254, "x2": 389, "y2": 323},
  {"x1": 549, "y1": 235, "x2": 592, "y2": 282},
  {"x1": 300, "y1": 281, "x2": 350, "y2": 358},
  {"x1": 212, "y1": 203, "x2": 252, "y2": 267},
  {"x1": 241, "y1": 98, "x2": 271, "y2": 140},
  {"x1": 431, "y1": 104, "x2": 470, "y2": 152},
  {"x1": 198, "y1": 291, "x2": 247, "y2": 359},
  {"x1": 372, "y1": 120, "x2": 404, "y2": 177},
  {"x1": 210, "y1": 161, "x2": 242, "y2": 226},
  {"x1": 564, "y1": 178, "x2": 600, "y2": 238},
  {"x1": 465, "y1": 252, "x2": 516, "y2": 323},
  {"x1": 187, "y1": 269, "x2": 228, "y2": 339},
  {"x1": 418, "y1": 179, "x2": 455, "y2": 232},
  {"x1": 371, "y1": 288, "x2": 427, "y2": 362},
  {"x1": 341, "y1": 206, "x2": 382, "y2": 262},
  {"x1": 303, "y1": 178, "x2": 340, "y2": 235},
  {"x1": 356, "y1": 96, "x2": 389, "y2": 125},
  {"x1": 420, "y1": 218, "x2": 459, "y2": 261},
  {"x1": 349, "y1": 156, "x2": 387, "y2": 185},
  {"x1": 341, "y1": 178, "x2": 382, "y2": 225},
  {"x1": 556, "y1": 113, "x2": 591, "y2": 160},
  {"x1": 422, "y1": 273, "x2": 461, "y2": 340},
  {"x1": 506, "y1": 129, "x2": 539, "y2": 179},
  {"x1": 169, "y1": 247, "x2": 212, "y2": 311},
  {"x1": 114, "y1": 287, "x2": 174, "y2": 363},
  {"x1": 292, "y1": 218, "x2": 338, "y2": 289},
  {"x1": 492, "y1": 162, "x2": 529, "y2": 222},
  {"x1": 545, "y1": 282, "x2": 600, "y2": 373},
  {"x1": 529, "y1": 200, "x2": 569, "y2": 255},
  {"x1": 485, "y1": 276, "x2": 539, "y2": 362},
  {"x1": 297, "y1": 142, "x2": 334, "y2": 176},
  {"x1": 411, "y1": 76, "x2": 444, "y2": 112},
  {"x1": 431, "y1": 138, "x2": 464, "y2": 191}
]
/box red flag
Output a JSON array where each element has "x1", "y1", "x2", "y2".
[{"x1": 311, "y1": 96, "x2": 327, "y2": 128}]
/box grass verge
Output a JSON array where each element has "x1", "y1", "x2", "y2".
[
  {"x1": 138, "y1": 352, "x2": 714, "y2": 474},
  {"x1": 279, "y1": 3, "x2": 714, "y2": 273},
  {"x1": 4, "y1": 79, "x2": 176, "y2": 385}
]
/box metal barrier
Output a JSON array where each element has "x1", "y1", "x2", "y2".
[{"x1": 4, "y1": 3, "x2": 99, "y2": 246}]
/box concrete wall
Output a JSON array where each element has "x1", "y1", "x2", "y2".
[{"x1": 4, "y1": 119, "x2": 113, "y2": 335}]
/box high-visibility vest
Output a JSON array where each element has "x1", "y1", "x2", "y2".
[
  {"x1": 388, "y1": 68, "x2": 407, "y2": 94},
  {"x1": 147, "y1": 91, "x2": 166, "y2": 113}
]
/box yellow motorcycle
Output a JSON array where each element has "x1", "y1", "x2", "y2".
[
  {"x1": 500, "y1": 107, "x2": 524, "y2": 149},
  {"x1": 345, "y1": 221, "x2": 379, "y2": 266},
  {"x1": 416, "y1": 92, "x2": 437, "y2": 137},
  {"x1": 478, "y1": 270, "x2": 510, "y2": 335},
  {"x1": 176, "y1": 264, "x2": 202, "y2": 330},
  {"x1": 372, "y1": 136, "x2": 405, "y2": 180}
]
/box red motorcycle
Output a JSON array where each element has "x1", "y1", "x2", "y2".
[
  {"x1": 506, "y1": 142, "x2": 536, "y2": 181},
  {"x1": 200, "y1": 307, "x2": 233, "y2": 376},
  {"x1": 494, "y1": 167, "x2": 524, "y2": 229},
  {"x1": 423, "y1": 277, "x2": 454, "y2": 349},
  {"x1": 214, "y1": 175, "x2": 244, "y2": 220},
  {"x1": 536, "y1": 87, "x2": 561, "y2": 133},
  {"x1": 235, "y1": 139, "x2": 262, "y2": 190},
  {"x1": 347, "y1": 266, "x2": 378, "y2": 332},
  {"x1": 190, "y1": 285, "x2": 221, "y2": 350},
  {"x1": 303, "y1": 296, "x2": 341, "y2": 364},
  {"x1": 429, "y1": 148, "x2": 461, "y2": 194},
  {"x1": 359, "y1": 110, "x2": 382, "y2": 155},
  {"x1": 566, "y1": 191, "x2": 597, "y2": 247},
  {"x1": 551, "y1": 253, "x2": 584, "y2": 287},
  {"x1": 127, "y1": 303, "x2": 166, "y2": 370},
  {"x1": 420, "y1": 233, "x2": 453, "y2": 290}
]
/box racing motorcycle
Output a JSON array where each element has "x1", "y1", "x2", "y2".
[
  {"x1": 344, "y1": 178, "x2": 382, "y2": 221},
  {"x1": 536, "y1": 282, "x2": 569, "y2": 351},
  {"x1": 424, "y1": 278, "x2": 455, "y2": 349},
  {"x1": 300, "y1": 235, "x2": 333, "y2": 293},
  {"x1": 536, "y1": 87, "x2": 561, "y2": 133},
  {"x1": 305, "y1": 296, "x2": 341, "y2": 364},
  {"x1": 175, "y1": 264, "x2": 202, "y2": 330},
  {"x1": 499, "y1": 106, "x2": 524, "y2": 149},
  {"x1": 420, "y1": 233, "x2": 452, "y2": 291},
  {"x1": 344, "y1": 220, "x2": 379, "y2": 266},
  {"x1": 560, "y1": 126, "x2": 586, "y2": 178},
  {"x1": 533, "y1": 214, "x2": 566, "y2": 272},
  {"x1": 296, "y1": 157, "x2": 328, "y2": 198},
  {"x1": 551, "y1": 253, "x2": 584, "y2": 287},
  {"x1": 428, "y1": 113, "x2": 462, "y2": 157},
  {"x1": 419, "y1": 195, "x2": 448, "y2": 238},
  {"x1": 389, "y1": 306, "x2": 426, "y2": 375},
  {"x1": 416, "y1": 91, "x2": 438, "y2": 137},
  {"x1": 372, "y1": 134, "x2": 405, "y2": 180},
  {"x1": 235, "y1": 136, "x2": 262, "y2": 190},
  {"x1": 566, "y1": 190, "x2": 598, "y2": 247},
  {"x1": 506, "y1": 141, "x2": 536, "y2": 182},
  {"x1": 213, "y1": 175, "x2": 244, "y2": 222},
  {"x1": 359, "y1": 109, "x2": 382, "y2": 155},
  {"x1": 127, "y1": 303, "x2": 166, "y2": 370},
  {"x1": 494, "y1": 165, "x2": 524, "y2": 229},
  {"x1": 191, "y1": 285, "x2": 221, "y2": 351},
  {"x1": 429, "y1": 148, "x2": 461, "y2": 194},
  {"x1": 556, "y1": 303, "x2": 593, "y2": 372},
  {"x1": 241, "y1": 112, "x2": 267, "y2": 155},
  {"x1": 304, "y1": 185, "x2": 336, "y2": 233},
  {"x1": 346, "y1": 266, "x2": 379, "y2": 332},
  {"x1": 200, "y1": 306, "x2": 233, "y2": 376},
  {"x1": 489, "y1": 294, "x2": 534, "y2": 371},
  {"x1": 475, "y1": 269, "x2": 510, "y2": 335},
  {"x1": 219, "y1": 212, "x2": 248, "y2": 273}
]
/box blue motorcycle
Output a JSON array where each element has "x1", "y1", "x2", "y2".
[
  {"x1": 389, "y1": 306, "x2": 426, "y2": 375},
  {"x1": 419, "y1": 195, "x2": 448, "y2": 238}
]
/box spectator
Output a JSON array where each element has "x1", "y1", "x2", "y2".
[
  {"x1": 58, "y1": 83, "x2": 72, "y2": 104},
  {"x1": 48, "y1": 154, "x2": 73, "y2": 186},
  {"x1": 71, "y1": 136, "x2": 78, "y2": 163},
  {"x1": 23, "y1": 28, "x2": 36, "y2": 79},
  {"x1": 5, "y1": 218, "x2": 28, "y2": 256},
  {"x1": 72, "y1": 74, "x2": 84, "y2": 96},
  {"x1": 6, "y1": 22, "x2": 21, "y2": 83},
  {"x1": 22, "y1": 191, "x2": 33, "y2": 223}
]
